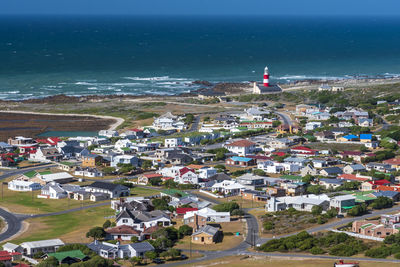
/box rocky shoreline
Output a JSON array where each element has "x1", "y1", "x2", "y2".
[{"x1": 0, "y1": 76, "x2": 399, "y2": 105}]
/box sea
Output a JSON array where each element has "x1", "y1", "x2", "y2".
[{"x1": 1, "y1": 15, "x2": 400, "y2": 100}]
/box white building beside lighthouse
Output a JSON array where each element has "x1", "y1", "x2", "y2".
[{"x1": 253, "y1": 65, "x2": 282, "y2": 94}]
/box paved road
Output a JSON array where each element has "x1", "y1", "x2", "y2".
[
  {"x1": 188, "y1": 115, "x2": 201, "y2": 133},
  {"x1": 0, "y1": 208, "x2": 22, "y2": 242},
  {"x1": 274, "y1": 111, "x2": 293, "y2": 126}
]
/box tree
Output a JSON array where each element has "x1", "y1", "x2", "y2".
[
  {"x1": 302, "y1": 174, "x2": 314, "y2": 184},
  {"x1": 253, "y1": 169, "x2": 266, "y2": 176},
  {"x1": 307, "y1": 185, "x2": 324, "y2": 195},
  {"x1": 167, "y1": 248, "x2": 181, "y2": 259},
  {"x1": 311, "y1": 205, "x2": 323, "y2": 216},
  {"x1": 103, "y1": 167, "x2": 116, "y2": 175},
  {"x1": 145, "y1": 251, "x2": 158, "y2": 260},
  {"x1": 272, "y1": 120, "x2": 281, "y2": 127},
  {"x1": 103, "y1": 220, "x2": 111, "y2": 229},
  {"x1": 142, "y1": 160, "x2": 153, "y2": 170},
  {"x1": 131, "y1": 236, "x2": 139, "y2": 243},
  {"x1": 130, "y1": 256, "x2": 142, "y2": 266},
  {"x1": 178, "y1": 225, "x2": 193, "y2": 238},
  {"x1": 326, "y1": 208, "x2": 338, "y2": 218},
  {"x1": 86, "y1": 226, "x2": 106, "y2": 240},
  {"x1": 215, "y1": 150, "x2": 226, "y2": 161},
  {"x1": 148, "y1": 177, "x2": 162, "y2": 186},
  {"x1": 370, "y1": 197, "x2": 393, "y2": 210},
  {"x1": 159, "y1": 251, "x2": 169, "y2": 259},
  {"x1": 37, "y1": 256, "x2": 59, "y2": 267},
  {"x1": 152, "y1": 197, "x2": 170, "y2": 210},
  {"x1": 347, "y1": 204, "x2": 368, "y2": 217}
]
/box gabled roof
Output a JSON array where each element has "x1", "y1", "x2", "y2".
[
  {"x1": 225, "y1": 139, "x2": 256, "y2": 147},
  {"x1": 192, "y1": 225, "x2": 219, "y2": 236},
  {"x1": 129, "y1": 242, "x2": 154, "y2": 253},
  {"x1": 47, "y1": 250, "x2": 87, "y2": 262},
  {"x1": 179, "y1": 167, "x2": 195, "y2": 176},
  {"x1": 88, "y1": 181, "x2": 128, "y2": 192}
]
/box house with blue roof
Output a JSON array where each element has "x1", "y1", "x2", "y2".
[
  {"x1": 360, "y1": 134, "x2": 373, "y2": 142},
  {"x1": 371, "y1": 191, "x2": 400, "y2": 201},
  {"x1": 319, "y1": 178, "x2": 344, "y2": 189},
  {"x1": 225, "y1": 156, "x2": 256, "y2": 167},
  {"x1": 338, "y1": 134, "x2": 359, "y2": 142}
]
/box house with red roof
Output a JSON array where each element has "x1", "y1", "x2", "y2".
[
  {"x1": 224, "y1": 139, "x2": 257, "y2": 156},
  {"x1": 137, "y1": 173, "x2": 163, "y2": 185},
  {"x1": 158, "y1": 166, "x2": 198, "y2": 184},
  {"x1": 361, "y1": 180, "x2": 391, "y2": 191},
  {"x1": 384, "y1": 158, "x2": 400, "y2": 170},
  {"x1": 338, "y1": 173, "x2": 372, "y2": 182},
  {"x1": 0, "y1": 251, "x2": 22, "y2": 265},
  {"x1": 290, "y1": 146, "x2": 318, "y2": 157},
  {"x1": 175, "y1": 207, "x2": 198, "y2": 218}
]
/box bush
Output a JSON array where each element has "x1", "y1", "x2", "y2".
[
  {"x1": 311, "y1": 205, "x2": 323, "y2": 215},
  {"x1": 365, "y1": 246, "x2": 392, "y2": 258},
  {"x1": 178, "y1": 225, "x2": 193, "y2": 238},
  {"x1": 213, "y1": 202, "x2": 240, "y2": 213},
  {"x1": 263, "y1": 221, "x2": 275, "y2": 230},
  {"x1": 395, "y1": 252, "x2": 400, "y2": 259},
  {"x1": 310, "y1": 247, "x2": 325, "y2": 255},
  {"x1": 370, "y1": 197, "x2": 393, "y2": 210},
  {"x1": 347, "y1": 204, "x2": 368, "y2": 217}
]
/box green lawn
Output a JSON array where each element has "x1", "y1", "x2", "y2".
[
  {"x1": 130, "y1": 187, "x2": 160, "y2": 197},
  {"x1": 0, "y1": 189, "x2": 107, "y2": 214},
  {"x1": 11, "y1": 206, "x2": 115, "y2": 244}
]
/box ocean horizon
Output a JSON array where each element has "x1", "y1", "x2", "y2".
[{"x1": 1, "y1": 15, "x2": 400, "y2": 100}]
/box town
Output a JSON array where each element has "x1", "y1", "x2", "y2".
[{"x1": 1, "y1": 79, "x2": 400, "y2": 267}]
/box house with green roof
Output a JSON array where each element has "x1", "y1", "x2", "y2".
[
  {"x1": 47, "y1": 250, "x2": 88, "y2": 265},
  {"x1": 160, "y1": 189, "x2": 188, "y2": 201}
]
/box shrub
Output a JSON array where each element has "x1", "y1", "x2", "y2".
[
  {"x1": 365, "y1": 246, "x2": 392, "y2": 258},
  {"x1": 263, "y1": 221, "x2": 275, "y2": 231},
  {"x1": 310, "y1": 247, "x2": 325, "y2": 255}
]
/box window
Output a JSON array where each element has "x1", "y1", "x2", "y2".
[{"x1": 122, "y1": 219, "x2": 128, "y2": 223}]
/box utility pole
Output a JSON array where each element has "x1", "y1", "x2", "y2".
[{"x1": 190, "y1": 237, "x2": 192, "y2": 258}]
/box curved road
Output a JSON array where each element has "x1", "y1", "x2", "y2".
[{"x1": 274, "y1": 111, "x2": 293, "y2": 126}]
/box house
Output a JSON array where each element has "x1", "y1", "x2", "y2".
[
  {"x1": 224, "y1": 139, "x2": 257, "y2": 156},
  {"x1": 211, "y1": 180, "x2": 245, "y2": 196},
  {"x1": 2, "y1": 243, "x2": 23, "y2": 254},
  {"x1": 197, "y1": 167, "x2": 217, "y2": 179},
  {"x1": 191, "y1": 225, "x2": 220, "y2": 244},
  {"x1": 152, "y1": 112, "x2": 185, "y2": 131},
  {"x1": 383, "y1": 158, "x2": 400, "y2": 170},
  {"x1": 20, "y1": 239, "x2": 65, "y2": 256},
  {"x1": 266, "y1": 194, "x2": 330, "y2": 212},
  {"x1": 236, "y1": 173, "x2": 265, "y2": 190},
  {"x1": 40, "y1": 172, "x2": 75, "y2": 184},
  {"x1": 105, "y1": 225, "x2": 143, "y2": 241},
  {"x1": 30, "y1": 147, "x2": 63, "y2": 162},
  {"x1": 371, "y1": 191, "x2": 400, "y2": 202},
  {"x1": 98, "y1": 130, "x2": 119, "y2": 138},
  {"x1": 366, "y1": 163, "x2": 395, "y2": 173},
  {"x1": 74, "y1": 167, "x2": 103, "y2": 178},
  {"x1": 0, "y1": 251, "x2": 22, "y2": 266},
  {"x1": 241, "y1": 189, "x2": 269, "y2": 202},
  {"x1": 360, "y1": 134, "x2": 373, "y2": 143},
  {"x1": 358, "y1": 118, "x2": 373, "y2": 127},
  {"x1": 175, "y1": 207, "x2": 198, "y2": 218},
  {"x1": 338, "y1": 173, "x2": 372, "y2": 182},
  {"x1": 352, "y1": 220, "x2": 399, "y2": 239},
  {"x1": 290, "y1": 146, "x2": 318, "y2": 157},
  {"x1": 111, "y1": 155, "x2": 140, "y2": 168},
  {"x1": 305, "y1": 121, "x2": 322, "y2": 131},
  {"x1": 111, "y1": 197, "x2": 154, "y2": 212},
  {"x1": 165, "y1": 138, "x2": 184, "y2": 148},
  {"x1": 85, "y1": 181, "x2": 130, "y2": 198},
  {"x1": 158, "y1": 166, "x2": 199, "y2": 184},
  {"x1": 138, "y1": 173, "x2": 163, "y2": 185},
  {"x1": 184, "y1": 208, "x2": 230, "y2": 229},
  {"x1": 58, "y1": 146, "x2": 89, "y2": 159},
  {"x1": 319, "y1": 167, "x2": 343, "y2": 177},
  {"x1": 87, "y1": 240, "x2": 154, "y2": 259},
  {"x1": 343, "y1": 164, "x2": 366, "y2": 174},
  {"x1": 46, "y1": 250, "x2": 88, "y2": 265},
  {"x1": 337, "y1": 134, "x2": 359, "y2": 142},
  {"x1": 300, "y1": 164, "x2": 318, "y2": 177},
  {"x1": 225, "y1": 156, "x2": 256, "y2": 167},
  {"x1": 116, "y1": 209, "x2": 171, "y2": 231},
  {"x1": 330, "y1": 195, "x2": 356, "y2": 214},
  {"x1": 38, "y1": 182, "x2": 81, "y2": 199},
  {"x1": 319, "y1": 178, "x2": 344, "y2": 189},
  {"x1": 8, "y1": 180, "x2": 41, "y2": 192},
  {"x1": 82, "y1": 154, "x2": 103, "y2": 167}
]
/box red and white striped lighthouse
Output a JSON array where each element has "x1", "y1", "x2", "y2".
[{"x1": 263, "y1": 66, "x2": 269, "y2": 87}]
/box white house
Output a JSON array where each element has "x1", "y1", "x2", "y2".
[
  {"x1": 115, "y1": 209, "x2": 171, "y2": 231},
  {"x1": 266, "y1": 194, "x2": 330, "y2": 212},
  {"x1": 85, "y1": 181, "x2": 130, "y2": 198},
  {"x1": 305, "y1": 121, "x2": 323, "y2": 131},
  {"x1": 198, "y1": 167, "x2": 217, "y2": 179},
  {"x1": 98, "y1": 130, "x2": 119, "y2": 138},
  {"x1": 111, "y1": 155, "x2": 140, "y2": 168},
  {"x1": 224, "y1": 139, "x2": 257, "y2": 156},
  {"x1": 184, "y1": 207, "x2": 230, "y2": 224},
  {"x1": 20, "y1": 239, "x2": 65, "y2": 256},
  {"x1": 158, "y1": 166, "x2": 199, "y2": 184},
  {"x1": 164, "y1": 138, "x2": 184, "y2": 148},
  {"x1": 8, "y1": 180, "x2": 41, "y2": 192},
  {"x1": 211, "y1": 180, "x2": 245, "y2": 196},
  {"x1": 39, "y1": 182, "x2": 68, "y2": 199},
  {"x1": 88, "y1": 240, "x2": 154, "y2": 259}
]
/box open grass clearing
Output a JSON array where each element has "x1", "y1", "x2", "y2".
[
  {"x1": 10, "y1": 206, "x2": 114, "y2": 244},
  {"x1": 174, "y1": 234, "x2": 243, "y2": 251}
]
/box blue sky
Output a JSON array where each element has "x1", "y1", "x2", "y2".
[{"x1": 1, "y1": 0, "x2": 400, "y2": 15}]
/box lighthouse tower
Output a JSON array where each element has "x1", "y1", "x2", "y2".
[{"x1": 263, "y1": 66, "x2": 269, "y2": 87}]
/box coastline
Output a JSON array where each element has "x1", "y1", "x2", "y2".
[{"x1": 0, "y1": 76, "x2": 399, "y2": 103}]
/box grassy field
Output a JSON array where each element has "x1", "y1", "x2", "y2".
[
  {"x1": 0, "y1": 189, "x2": 103, "y2": 214},
  {"x1": 218, "y1": 196, "x2": 266, "y2": 209},
  {"x1": 130, "y1": 187, "x2": 160, "y2": 197},
  {"x1": 182, "y1": 255, "x2": 400, "y2": 267},
  {"x1": 10, "y1": 206, "x2": 115, "y2": 244}
]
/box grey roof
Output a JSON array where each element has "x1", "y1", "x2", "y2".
[
  {"x1": 348, "y1": 164, "x2": 366, "y2": 171},
  {"x1": 372, "y1": 191, "x2": 400, "y2": 199},
  {"x1": 319, "y1": 178, "x2": 344, "y2": 185},
  {"x1": 21, "y1": 239, "x2": 64, "y2": 249},
  {"x1": 88, "y1": 181, "x2": 128, "y2": 192},
  {"x1": 322, "y1": 167, "x2": 343, "y2": 175},
  {"x1": 193, "y1": 225, "x2": 219, "y2": 236},
  {"x1": 208, "y1": 173, "x2": 231, "y2": 181},
  {"x1": 128, "y1": 242, "x2": 154, "y2": 253}
]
